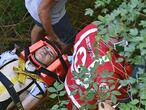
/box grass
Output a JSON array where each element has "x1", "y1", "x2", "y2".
[{"x1": 0, "y1": 0, "x2": 96, "y2": 53}]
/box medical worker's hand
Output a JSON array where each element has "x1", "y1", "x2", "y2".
[
  {"x1": 98, "y1": 102, "x2": 116, "y2": 110},
  {"x1": 46, "y1": 35, "x2": 67, "y2": 52}
]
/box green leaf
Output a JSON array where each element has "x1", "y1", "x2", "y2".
[
  {"x1": 110, "y1": 85, "x2": 115, "y2": 90},
  {"x1": 93, "y1": 82, "x2": 98, "y2": 90},
  {"x1": 111, "y1": 94, "x2": 117, "y2": 104},
  {"x1": 70, "y1": 89, "x2": 78, "y2": 95},
  {"x1": 60, "y1": 100, "x2": 69, "y2": 105},
  {"x1": 128, "y1": 77, "x2": 136, "y2": 84},
  {"x1": 87, "y1": 103, "x2": 97, "y2": 109},
  {"x1": 108, "y1": 80, "x2": 115, "y2": 84},
  {"x1": 106, "y1": 51, "x2": 112, "y2": 61},
  {"x1": 98, "y1": 15, "x2": 105, "y2": 22},
  {"x1": 139, "y1": 20, "x2": 146, "y2": 27},
  {"x1": 120, "y1": 80, "x2": 128, "y2": 86},
  {"x1": 51, "y1": 104, "x2": 59, "y2": 110},
  {"x1": 59, "y1": 91, "x2": 66, "y2": 96},
  {"x1": 129, "y1": 28, "x2": 138, "y2": 36},
  {"x1": 143, "y1": 9, "x2": 146, "y2": 13},
  {"x1": 101, "y1": 8, "x2": 108, "y2": 14},
  {"x1": 139, "y1": 91, "x2": 146, "y2": 99},
  {"x1": 94, "y1": 1, "x2": 105, "y2": 8},
  {"x1": 56, "y1": 83, "x2": 64, "y2": 91},
  {"x1": 141, "y1": 100, "x2": 146, "y2": 105},
  {"x1": 130, "y1": 0, "x2": 139, "y2": 8},
  {"x1": 85, "y1": 8, "x2": 94, "y2": 16},
  {"x1": 49, "y1": 93, "x2": 57, "y2": 99},
  {"x1": 125, "y1": 43, "x2": 136, "y2": 52},
  {"x1": 116, "y1": 58, "x2": 124, "y2": 63},
  {"x1": 112, "y1": 90, "x2": 121, "y2": 96},
  {"x1": 129, "y1": 88, "x2": 138, "y2": 95},
  {"x1": 54, "y1": 81, "x2": 60, "y2": 88},
  {"x1": 130, "y1": 99, "x2": 139, "y2": 105},
  {"x1": 103, "y1": 34, "x2": 109, "y2": 42},
  {"x1": 48, "y1": 87, "x2": 56, "y2": 93},
  {"x1": 92, "y1": 21, "x2": 102, "y2": 25},
  {"x1": 139, "y1": 42, "x2": 146, "y2": 49},
  {"x1": 60, "y1": 108, "x2": 68, "y2": 110},
  {"x1": 86, "y1": 90, "x2": 95, "y2": 100}
]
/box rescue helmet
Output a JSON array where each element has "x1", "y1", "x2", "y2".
[
  {"x1": 20, "y1": 37, "x2": 69, "y2": 85},
  {"x1": 21, "y1": 37, "x2": 60, "y2": 70}
]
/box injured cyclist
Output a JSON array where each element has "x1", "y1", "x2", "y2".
[{"x1": 0, "y1": 38, "x2": 69, "y2": 110}]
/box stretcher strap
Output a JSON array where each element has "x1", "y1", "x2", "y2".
[
  {"x1": 24, "y1": 46, "x2": 30, "y2": 62},
  {"x1": 36, "y1": 67, "x2": 65, "y2": 82},
  {"x1": 32, "y1": 78, "x2": 46, "y2": 96},
  {"x1": 0, "y1": 72, "x2": 24, "y2": 110},
  {"x1": 0, "y1": 59, "x2": 17, "y2": 69},
  {"x1": 28, "y1": 54, "x2": 40, "y2": 68}
]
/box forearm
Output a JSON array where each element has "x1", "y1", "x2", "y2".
[
  {"x1": 38, "y1": 0, "x2": 66, "y2": 50},
  {"x1": 38, "y1": 0, "x2": 58, "y2": 40},
  {"x1": 39, "y1": 11, "x2": 56, "y2": 38},
  {"x1": 98, "y1": 102, "x2": 116, "y2": 110}
]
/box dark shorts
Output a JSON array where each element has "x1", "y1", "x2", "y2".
[
  {"x1": 132, "y1": 64, "x2": 144, "y2": 78},
  {"x1": 34, "y1": 13, "x2": 77, "y2": 45}
]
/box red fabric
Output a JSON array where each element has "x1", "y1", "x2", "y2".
[{"x1": 65, "y1": 24, "x2": 132, "y2": 109}]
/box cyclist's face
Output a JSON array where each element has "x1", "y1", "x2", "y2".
[{"x1": 34, "y1": 46, "x2": 57, "y2": 66}]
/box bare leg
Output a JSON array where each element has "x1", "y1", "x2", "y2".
[
  {"x1": 22, "y1": 94, "x2": 43, "y2": 110},
  {"x1": 7, "y1": 82, "x2": 47, "y2": 110},
  {"x1": 31, "y1": 25, "x2": 46, "y2": 44},
  {"x1": 7, "y1": 94, "x2": 46, "y2": 110},
  {"x1": 6, "y1": 91, "x2": 29, "y2": 110}
]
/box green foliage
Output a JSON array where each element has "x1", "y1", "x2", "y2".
[
  {"x1": 1, "y1": 0, "x2": 146, "y2": 109},
  {"x1": 85, "y1": 8, "x2": 94, "y2": 16},
  {"x1": 47, "y1": 81, "x2": 69, "y2": 110},
  {"x1": 77, "y1": 0, "x2": 146, "y2": 109}
]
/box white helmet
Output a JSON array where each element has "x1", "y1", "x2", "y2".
[{"x1": 0, "y1": 48, "x2": 18, "y2": 68}]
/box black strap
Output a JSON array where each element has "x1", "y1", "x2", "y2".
[
  {"x1": 31, "y1": 78, "x2": 46, "y2": 96},
  {"x1": 24, "y1": 47, "x2": 30, "y2": 62},
  {"x1": 0, "y1": 72, "x2": 24, "y2": 110},
  {"x1": 18, "y1": 81, "x2": 34, "y2": 95},
  {"x1": 29, "y1": 55, "x2": 40, "y2": 68},
  {"x1": 42, "y1": 38, "x2": 68, "y2": 73},
  {"x1": 36, "y1": 67, "x2": 65, "y2": 82},
  {"x1": 0, "y1": 59, "x2": 18, "y2": 69}
]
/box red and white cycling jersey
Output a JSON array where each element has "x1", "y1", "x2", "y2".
[{"x1": 65, "y1": 24, "x2": 132, "y2": 109}]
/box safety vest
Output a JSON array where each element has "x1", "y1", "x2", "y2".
[
  {"x1": 65, "y1": 24, "x2": 132, "y2": 109},
  {"x1": 20, "y1": 37, "x2": 70, "y2": 86}
]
